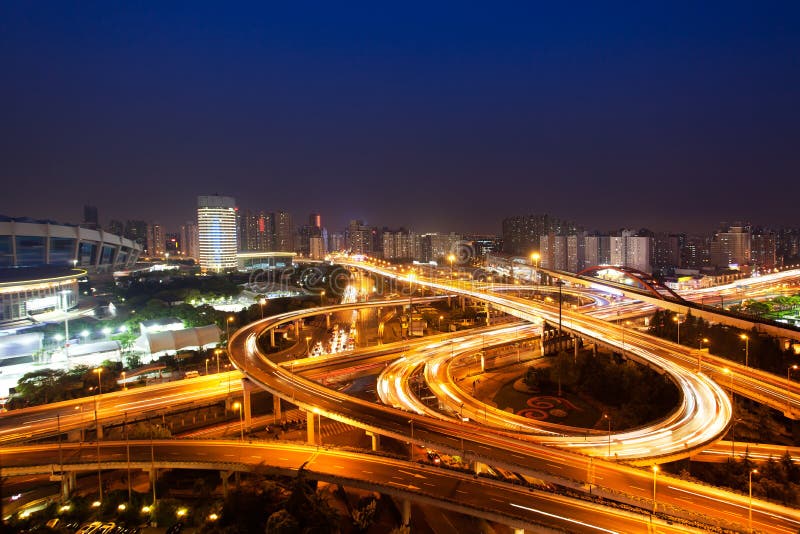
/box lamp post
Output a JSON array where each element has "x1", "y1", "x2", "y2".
[
  {"x1": 232, "y1": 401, "x2": 244, "y2": 442},
  {"x1": 312, "y1": 407, "x2": 322, "y2": 446},
  {"x1": 214, "y1": 349, "x2": 221, "y2": 374},
  {"x1": 320, "y1": 290, "x2": 325, "y2": 306},
  {"x1": 789, "y1": 365, "x2": 799, "y2": 415},
  {"x1": 94, "y1": 367, "x2": 103, "y2": 396},
  {"x1": 672, "y1": 314, "x2": 682, "y2": 345},
  {"x1": 749, "y1": 468, "x2": 758, "y2": 531},
  {"x1": 438, "y1": 315, "x2": 443, "y2": 332},
  {"x1": 652, "y1": 465, "x2": 659, "y2": 514},
  {"x1": 305, "y1": 336, "x2": 312, "y2": 357},
  {"x1": 205, "y1": 358, "x2": 209, "y2": 376},
  {"x1": 226, "y1": 316, "x2": 235, "y2": 343},
  {"x1": 447, "y1": 254, "x2": 456, "y2": 280},
  {"x1": 698, "y1": 338, "x2": 709, "y2": 373},
  {"x1": 740, "y1": 334, "x2": 750, "y2": 367},
  {"x1": 259, "y1": 298, "x2": 266, "y2": 319},
  {"x1": 603, "y1": 414, "x2": 611, "y2": 458},
  {"x1": 121, "y1": 371, "x2": 127, "y2": 391},
  {"x1": 555, "y1": 279, "x2": 564, "y2": 333}
]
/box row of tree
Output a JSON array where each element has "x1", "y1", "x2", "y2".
[{"x1": 648, "y1": 309, "x2": 797, "y2": 376}]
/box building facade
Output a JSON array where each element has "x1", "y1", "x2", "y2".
[{"x1": 197, "y1": 195, "x2": 238, "y2": 272}]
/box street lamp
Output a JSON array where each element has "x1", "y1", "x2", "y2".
[
  {"x1": 438, "y1": 315, "x2": 443, "y2": 332},
  {"x1": 788, "y1": 365, "x2": 799, "y2": 415},
  {"x1": 305, "y1": 336, "x2": 312, "y2": 357},
  {"x1": 226, "y1": 316, "x2": 235, "y2": 343},
  {"x1": 672, "y1": 314, "x2": 682, "y2": 345},
  {"x1": 447, "y1": 254, "x2": 456, "y2": 280},
  {"x1": 214, "y1": 349, "x2": 221, "y2": 374},
  {"x1": 749, "y1": 468, "x2": 758, "y2": 531},
  {"x1": 205, "y1": 358, "x2": 209, "y2": 376},
  {"x1": 320, "y1": 290, "x2": 325, "y2": 306},
  {"x1": 232, "y1": 401, "x2": 244, "y2": 442},
  {"x1": 652, "y1": 465, "x2": 659, "y2": 514},
  {"x1": 530, "y1": 251, "x2": 540, "y2": 269},
  {"x1": 740, "y1": 334, "x2": 750, "y2": 367},
  {"x1": 312, "y1": 407, "x2": 322, "y2": 446},
  {"x1": 259, "y1": 298, "x2": 266, "y2": 319},
  {"x1": 121, "y1": 371, "x2": 127, "y2": 391},
  {"x1": 94, "y1": 367, "x2": 103, "y2": 396}
]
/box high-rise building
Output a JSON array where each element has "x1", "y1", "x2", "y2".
[
  {"x1": 298, "y1": 213, "x2": 323, "y2": 255},
  {"x1": 710, "y1": 225, "x2": 751, "y2": 268},
  {"x1": 238, "y1": 210, "x2": 274, "y2": 252},
  {"x1": 751, "y1": 230, "x2": 776, "y2": 269},
  {"x1": 107, "y1": 219, "x2": 124, "y2": 236},
  {"x1": 165, "y1": 233, "x2": 180, "y2": 255},
  {"x1": 124, "y1": 220, "x2": 148, "y2": 246},
  {"x1": 309, "y1": 236, "x2": 326, "y2": 259},
  {"x1": 146, "y1": 223, "x2": 165, "y2": 257},
  {"x1": 275, "y1": 211, "x2": 294, "y2": 252},
  {"x1": 501, "y1": 214, "x2": 575, "y2": 256},
  {"x1": 383, "y1": 229, "x2": 420, "y2": 260},
  {"x1": 197, "y1": 195, "x2": 238, "y2": 272},
  {"x1": 328, "y1": 232, "x2": 345, "y2": 252},
  {"x1": 347, "y1": 220, "x2": 373, "y2": 255},
  {"x1": 83, "y1": 205, "x2": 99, "y2": 230},
  {"x1": 180, "y1": 221, "x2": 199, "y2": 260}
]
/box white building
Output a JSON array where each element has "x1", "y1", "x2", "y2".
[{"x1": 197, "y1": 195, "x2": 238, "y2": 272}]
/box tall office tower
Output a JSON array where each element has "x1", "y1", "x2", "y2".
[
  {"x1": 624, "y1": 235, "x2": 652, "y2": 273},
  {"x1": 710, "y1": 224, "x2": 751, "y2": 268},
  {"x1": 309, "y1": 213, "x2": 321, "y2": 228},
  {"x1": 124, "y1": 220, "x2": 148, "y2": 246},
  {"x1": 566, "y1": 233, "x2": 586, "y2": 272},
  {"x1": 328, "y1": 232, "x2": 345, "y2": 252},
  {"x1": 275, "y1": 211, "x2": 294, "y2": 251},
  {"x1": 146, "y1": 223, "x2": 165, "y2": 257},
  {"x1": 650, "y1": 233, "x2": 683, "y2": 274},
  {"x1": 107, "y1": 219, "x2": 124, "y2": 236},
  {"x1": 180, "y1": 221, "x2": 199, "y2": 260},
  {"x1": 197, "y1": 195, "x2": 238, "y2": 272},
  {"x1": 539, "y1": 234, "x2": 568, "y2": 270},
  {"x1": 83, "y1": 205, "x2": 99, "y2": 230}
]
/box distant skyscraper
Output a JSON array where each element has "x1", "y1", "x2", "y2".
[
  {"x1": 275, "y1": 211, "x2": 294, "y2": 252},
  {"x1": 83, "y1": 205, "x2": 99, "y2": 230},
  {"x1": 710, "y1": 225, "x2": 751, "y2": 268},
  {"x1": 502, "y1": 214, "x2": 575, "y2": 256},
  {"x1": 107, "y1": 219, "x2": 123, "y2": 236},
  {"x1": 197, "y1": 195, "x2": 238, "y2": 272},
  {"x1": 329, "y1": 232, "x2": 345, "y2": 252},
  {"x1": 124, "y1": 220, "x2": 148, "y2": 245},
  {"x1": 309, "y1": 236, "x2": 326, "y2": 259},
  {"x1": 146, "y1": 223, "x2": 165, "y2": 257},
  {"x1": 180, "y1": 221, "x2": 199, "y2": 260},
  {"x1": 165, "y1": 233, "x2": 180, "y2": 255}
]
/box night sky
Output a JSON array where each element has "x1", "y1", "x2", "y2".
[{"x1": 2, "y1": 2, "x2": 799, "y2": 235}]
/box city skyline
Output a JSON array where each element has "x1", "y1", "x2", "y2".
[{"x1": 3, "y1": 3, "x2": 800, "y2": 234}]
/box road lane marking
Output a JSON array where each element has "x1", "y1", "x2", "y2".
[{"x1": 510, "y1": 503, "x2": 619, "y2": 533}]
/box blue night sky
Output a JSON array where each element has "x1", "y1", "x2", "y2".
[{"x1": 1, "y1": 2, "x2": 799, "y2": 235}]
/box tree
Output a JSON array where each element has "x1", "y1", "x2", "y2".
[{"x1": 265, "y1": 510, "x2": 299, "y2": 534}]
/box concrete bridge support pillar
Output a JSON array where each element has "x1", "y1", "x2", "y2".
[
  {"x1": 294, "y1": 320, "x2": 302, "y2": 339},
  {"x1": 459, "y1": 296, "x2": 465, "y2": 311},
  {"x1": 366, "y1": 431, "x2": 380, "y2": 451},
  {"x1": 307, "y1": 410, "x2": 317, "y2": 445},
  {"x1": 401, "y1": 499, "x2": 411, "y2": 527},
  {"x1": 241, "y1": 379, "x2": 255, "y2": 431},
  {"x1": 273, "y1": 395, "x2": 282, "y2": 422},
  {"x1": 220, "y1": 470, "x2": 233, "y2": 498},
  {"x1": 513, "y1": 529, "x2": 525, "y2": 534},
  {"x1": 270, "y1": 329, "x2": 276, "y2": 348},
  {"x1": 326, "y1": 313, "x2": 331, "y2": 329},
  {"x1": 95, "y1": 423, "x2": 103, "y2": 440},
  {"x1": 61, "y1": 472, "x2": 76, "y2": 499}
]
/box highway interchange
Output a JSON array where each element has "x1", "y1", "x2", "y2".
[{"x1": 2, "y1": 261, "x2": 800, "y2": 532}]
